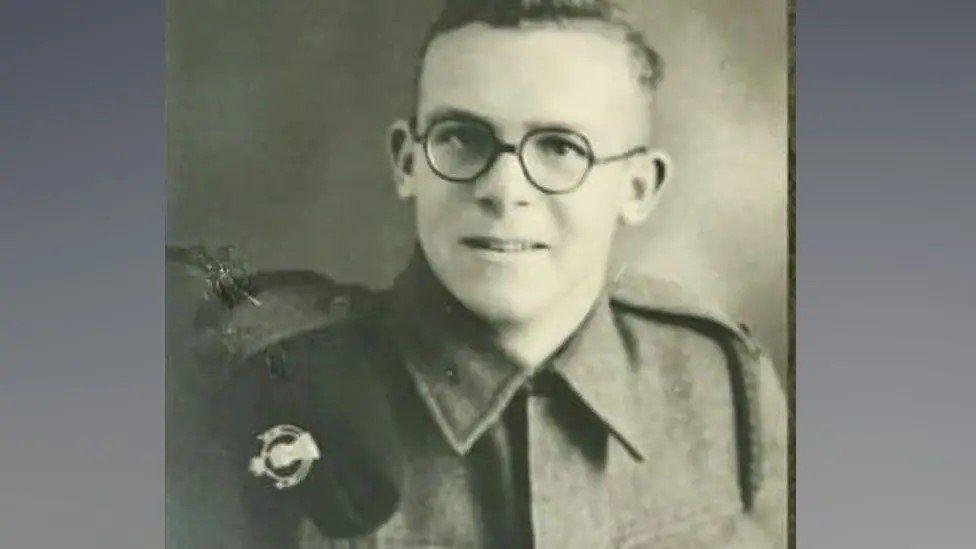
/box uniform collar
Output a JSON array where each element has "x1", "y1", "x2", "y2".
[{"x1": 389, "y1": 250, "x2": 647, "y2": 461}]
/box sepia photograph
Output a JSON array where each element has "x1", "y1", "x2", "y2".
[{"x1": 165, "y1": 0, "x2": 792, "y2": 547}]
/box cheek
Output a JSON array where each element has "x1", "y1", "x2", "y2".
[
  {"x1": 551, "y1": 176, "x2": 625, "y2": 249},
  {"x1": 413, "y1": 180, "x2": 460, "y2": 248},
  {"x1": 412, "y1": 172, "x2": 444, "y2": 215}
]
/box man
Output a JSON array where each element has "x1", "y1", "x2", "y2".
[{"x1": 186, "y1": 0, "x2": 787, "y2": 547}]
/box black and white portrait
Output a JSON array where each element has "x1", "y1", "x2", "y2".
[{"x1": 166, "y1": 1, "x2": 791, "y2": 547}]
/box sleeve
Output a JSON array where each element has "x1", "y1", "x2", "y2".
[
  {"x1": 217, "y1": 349, "x2": 304, "y2": 548},
  {"x1": 216, "y1": 327, "x2": 404, "y2": 545},
  {"x1": 166, "y1": 266, "x2": 257, "y2": 547},
  {"x1": 751, "y1": 351, "x2": 789, "y2": 546},
  {"x1": 727, "y1": 350, "x2": 789, "y2": 548}
]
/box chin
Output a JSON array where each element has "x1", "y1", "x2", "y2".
[{"x1": 450, "y1": 281, "x2": 549, "y2": 326}]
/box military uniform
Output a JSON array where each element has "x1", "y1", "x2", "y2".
[{"x1": 169, "y1": 250, "x2": 786, "y2": 548}]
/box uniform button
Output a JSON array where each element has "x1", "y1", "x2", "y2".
[
  {"x1": 265, "y1": 346, "x2": 289, "y2": 380},
  {"x1": 445, "y1": 367, "x2": 460, "y2": 384}
]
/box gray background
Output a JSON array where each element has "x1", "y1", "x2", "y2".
[
  {"x1": 166, "y1": 0, "x2": 791, "y2": 377},
  {"x1": 4, "y1": 1, "x2": 976, "y2": 548}
]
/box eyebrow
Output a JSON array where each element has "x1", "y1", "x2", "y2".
[
  {"x1": 419, "y1": 107, "x2": 493, "y2": 133},
  {"x1": 419, "y1": 105, "x2": 587, "y2": 137}
]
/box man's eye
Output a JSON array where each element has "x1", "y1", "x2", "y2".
[
  {"x1": 434, "y1": 127, "x2": 479, "y2": 148},
  {"x1": 537, "y1": 135, "x2": 586, "y2": 158},
  {"x1": 447, "y1": 133, "x2": 470, "y2": 148}
]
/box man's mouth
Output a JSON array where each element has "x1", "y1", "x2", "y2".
[{"x1": 459, "y1": 236, "x2": 549, "y2": 253}]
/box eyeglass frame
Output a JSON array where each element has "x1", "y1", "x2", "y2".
[{"x1": 409, "y1": 115, "x2": 649, "y2": 195}]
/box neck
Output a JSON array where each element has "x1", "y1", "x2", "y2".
[
  {"x1": 393, "y1": 249, "x2": 610, "y2": 374},
  {"x1": 490, "y1": 272, "x2": 608, "y2": 371}
]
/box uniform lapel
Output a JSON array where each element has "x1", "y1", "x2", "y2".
[{"x1": 389, "y1": 250, "x2": 529, "y2": 455}]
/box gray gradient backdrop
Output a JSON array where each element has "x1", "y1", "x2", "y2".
[{"x1": 3, "y1": 1, "x2": 976, "y2": 548}]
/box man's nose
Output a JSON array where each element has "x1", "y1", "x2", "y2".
[{"x1": 473, "y1": 152, "x2": 536, "y2": 216}]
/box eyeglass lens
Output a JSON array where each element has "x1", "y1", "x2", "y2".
[{"x1": 425, "y1": 119, "x2": 592, "y2": 192}]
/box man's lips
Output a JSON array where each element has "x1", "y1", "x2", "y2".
[{"x1": 459, "y1": 236, "x2": 550, "y2": 252}]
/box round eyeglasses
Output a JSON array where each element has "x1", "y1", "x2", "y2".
[{"x1": 413, "y1": 117, "x2": 648, "y2": 194}]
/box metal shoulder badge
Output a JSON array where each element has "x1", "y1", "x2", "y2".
[{"x1": 249, "y1": 424, "x2": 321, "y2": 489}]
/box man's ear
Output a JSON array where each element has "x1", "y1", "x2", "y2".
[
  {"x1": 387, "y1": 119, "x2": 416, "y2": 200},
  {"x1": 620, "y1": 150, "x2": 672, "y2": 226}
]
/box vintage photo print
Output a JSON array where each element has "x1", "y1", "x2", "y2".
[{"x1": 166, "y1": 1, "x2": 792, "y2": 547}]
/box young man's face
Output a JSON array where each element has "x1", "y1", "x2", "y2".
[{"x1": 390, "y1": 23, "x2": 668, "y2": 325}]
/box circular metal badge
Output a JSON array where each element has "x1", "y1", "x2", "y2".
[{"x1": 248, "y1": 424, "x2": 321, "y2": 489}]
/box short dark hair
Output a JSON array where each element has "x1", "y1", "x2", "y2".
[{"x1": 414, "y1": 0, "x2": 664, "y2": 108}]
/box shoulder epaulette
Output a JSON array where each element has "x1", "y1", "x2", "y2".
[
  {"x1": 610, "y1": 272, "x2": 758, "y2": 354},
  {"x1": 217, "y1": 270, "x2": 383, "y2": 360}
]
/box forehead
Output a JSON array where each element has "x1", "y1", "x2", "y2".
[{"x1": 418, "y1": 23, "x2": 649, "y2": 141}]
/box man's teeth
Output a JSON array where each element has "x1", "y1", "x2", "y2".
[
  {"x1": 486, "y1": 241, "x2": 529, "y2": 252},
  {"x1": 466, "y1": 238, "x2": 544, "y2": 252}
]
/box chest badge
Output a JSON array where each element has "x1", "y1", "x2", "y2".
[{"x1": 248, "y1": 424, "x2": 321, "y2": 489}]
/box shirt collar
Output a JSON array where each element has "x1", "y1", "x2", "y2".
[
  {"x1": 548, "y1": 293, "x2": 647, "y2": 461},
  {"x1": 389, "y1": 250, "x2": 647, "y2": 461}
]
